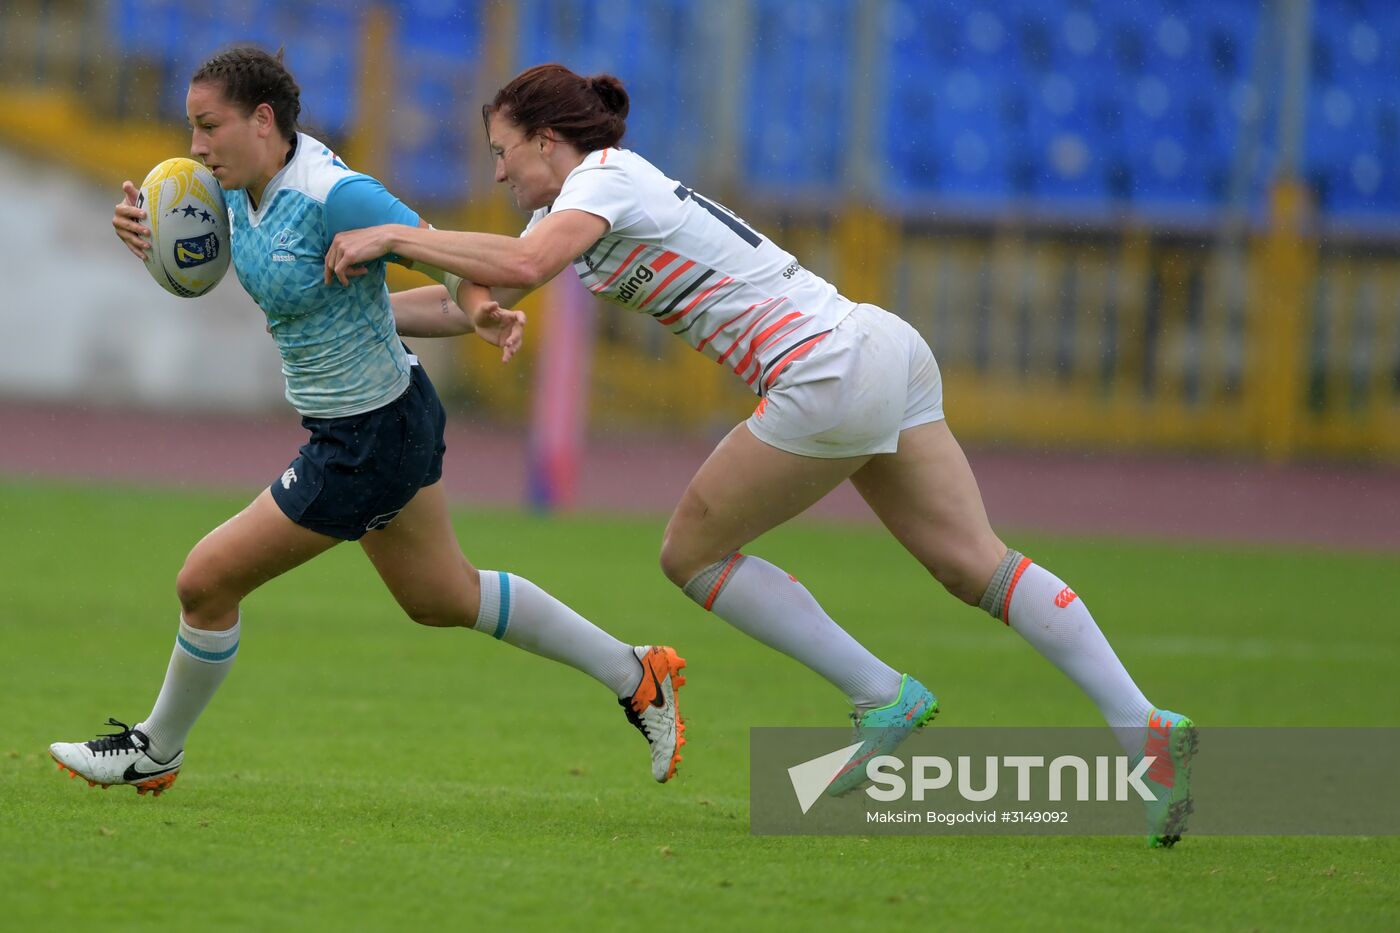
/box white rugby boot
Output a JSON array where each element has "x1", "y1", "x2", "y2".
[
  {"x1": 618, "y1": 646, "x2": 687, "y2": 782},
  {"x1": 50, "y1": 718, "x2": 183, "y2": 796}
]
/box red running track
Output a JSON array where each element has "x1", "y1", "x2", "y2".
[{"x1": 1, "y1": 400, "x2": 1396, "y2": 552}]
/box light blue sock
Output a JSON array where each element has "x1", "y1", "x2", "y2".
[
  {"x1": 137, "y1": 615, "x2": 240, "y2": 761},
  {"x1": 475, "y1": 570, "x2": 641, "y2": 697}
]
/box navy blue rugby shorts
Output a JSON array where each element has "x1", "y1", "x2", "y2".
[{"x1": 270, "y1": 363, "x2": 447, "y2": 541}]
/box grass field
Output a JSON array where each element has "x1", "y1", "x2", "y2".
[{"x1": 2, "y1": 478, "x2": 1397, "y2": 931}]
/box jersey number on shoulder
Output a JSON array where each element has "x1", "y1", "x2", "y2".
[{"x1": 674, "y1": 184, "x2": 761, "y2": 248}]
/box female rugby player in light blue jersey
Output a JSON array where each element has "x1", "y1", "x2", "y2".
[
  {"x1": 326, "y1": 63, "x2": 1195, "y2": 846},
  {"x1": 49, "y1": 49, "x2": 687, "y2": 796}
]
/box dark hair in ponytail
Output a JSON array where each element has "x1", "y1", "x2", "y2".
[
  {"x1": 484, "y1": 63, "x2": 628, "y2": 151},
  {"x1": 190, "y1": 46, "x2": 302, "y2": 142}
]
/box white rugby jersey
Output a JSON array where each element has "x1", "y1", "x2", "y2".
[{"x1": 523, "y1": 147, "x2": 855, "y2": 394}]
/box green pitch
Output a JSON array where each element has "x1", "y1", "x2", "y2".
[{"x1": 2, "y1": 479, "x2": 1396, "y2": 931}]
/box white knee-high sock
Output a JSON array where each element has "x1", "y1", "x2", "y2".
[
  {"x1": 981, "y1": 550, "x2": 1154, "y2": 751},
  {"x1": 137, "y1": 615, "x2": 240, "y2": 762},
  {"x1": 683, "y1": 553, "x2": 902, "y2": 711},
  {"x1": 474, "y1": 570, "x2": 643, "y2": 697}
]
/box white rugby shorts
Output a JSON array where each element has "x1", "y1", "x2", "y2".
[{"x1": 745, "y1": 303, "x2": 944, "y2": 458}]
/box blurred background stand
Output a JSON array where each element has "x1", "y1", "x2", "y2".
[{"x1": 1, "y1": 0, "x2": 1399, "y2": 466}]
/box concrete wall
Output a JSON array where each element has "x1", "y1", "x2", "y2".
[{"x1": 0, "y1": 147, "x2": 455, "y2": 414}]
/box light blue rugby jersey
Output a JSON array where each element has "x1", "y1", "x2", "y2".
[{"x1": 225, "y1": 133, "x2": 420, "y2": 418}]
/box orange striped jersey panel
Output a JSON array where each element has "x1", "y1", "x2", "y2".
[{"x1": 523, "y1": 148, "x2": 855, "y2": 393}]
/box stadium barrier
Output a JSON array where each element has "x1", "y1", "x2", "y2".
[{"x1": 2, "y1": 0, "x2": 1397, "y2": 461}]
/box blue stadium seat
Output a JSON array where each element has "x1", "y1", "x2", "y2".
[
  {"x1": 1302, "y1": 4, "x2": 1400, "y2": 219},
  {"x1": 95, "y1": 0, "x2": 1400, "y2": 222},
  {"x1": 396, "y1": 0, "x2": 479, "y2": 55},
  {"x1": 513, "y1": 0, "x2": 703, "y2": 181},
  {"x1": 286, "y1": 3, "x2": 367, "y2": 140},
  {"x1": 742, "y1": 0, "x2": 855, "y2": 191},
  {"x1": 388, "y1": 64, "x2": 472, "y2": 202},
  {"x1": 386, "y1": 0, "x2": 483, "y2": 203},
  {"x1": 1024, "y1": 100, "x2": 1111, "y2": 204}
]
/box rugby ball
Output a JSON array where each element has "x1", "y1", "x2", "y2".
[{"x1": 137, "y1": 157, "x2": 230, "y2": 298}]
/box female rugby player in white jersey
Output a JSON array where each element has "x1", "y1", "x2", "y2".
[
  {"x1": 49, "y1": 50, "x2": 687, "y2": 796},
  {"x1": 326, "y1": 64, "x2": 1195, "y2": 845}
]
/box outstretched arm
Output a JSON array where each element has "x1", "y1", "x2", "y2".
[
  {"x1": 390, "y1": 281, "x2": 525, "y2": 362},
  {"x1": 324, "y1": 209, "x2": 609, "y2": 294},
  {"x1": 390, "y1": 284, "x2": 473, "y2": 337}
]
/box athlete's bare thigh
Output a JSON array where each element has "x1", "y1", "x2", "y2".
[
  {"x1": 660, "y1": 423, "x2": 869, "y2": 585},
  {"x1": 178, "y1": 488, "x2": 340, "y2": 629},
  {"x1": 850, "y1": 419, "x2": 1005, "y2": 604},
  {"x1": 358, "y1": 481, "x2": 478, "y2": 628}
]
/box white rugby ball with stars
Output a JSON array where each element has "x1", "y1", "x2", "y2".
[{"x1": 137, "y1": 157, "x2": 230, "y2": 298}]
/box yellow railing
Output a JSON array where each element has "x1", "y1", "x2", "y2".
[
  {"x1": 1295, "y1": 252, "x2": 1400, "y2": 458},
  {"x1": 846, "y1": 223, "x2": 1259, "y2": 454}
]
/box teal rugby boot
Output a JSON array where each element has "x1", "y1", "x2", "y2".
[
  {"x1": 825, "y1": 674, "x2": 938, "y2": 797},
  {"x1": 1136, "y1": 708, "x2": 1198, "y2": 848}
]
